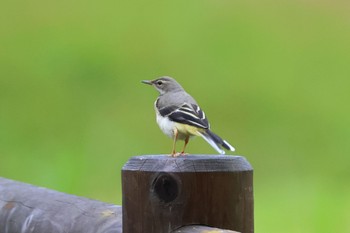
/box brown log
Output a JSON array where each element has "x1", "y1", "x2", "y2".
[{"x1": 122, "y1": 155, "x2": 254, "y2": 233}]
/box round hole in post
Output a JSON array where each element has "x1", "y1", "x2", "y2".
[{"x1": 152, "y1": 173, "x2": 179, "y2": 203}]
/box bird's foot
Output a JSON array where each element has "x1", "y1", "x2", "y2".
[
  {"x1": 170, "y1": 152, "x2": 188, "y2": 157},
  {"x1": 171, "y1": 152, "x2": 182, "y2": 157}
]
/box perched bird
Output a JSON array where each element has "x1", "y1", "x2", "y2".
[{"x1": 142, "y1": 76, "x2": 235, "y2": 156}]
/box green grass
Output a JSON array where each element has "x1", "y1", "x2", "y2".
[{"x1": 1, "y1": 1, "x2": 349, "y2": 232}]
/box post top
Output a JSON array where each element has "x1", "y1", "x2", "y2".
[{"x1": 122, "y1": 155, "x2": 252, "y2": 172}]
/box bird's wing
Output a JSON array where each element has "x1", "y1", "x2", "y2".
[{"x1": 158, "y1": 103, "x2": 209, "y2": 129}]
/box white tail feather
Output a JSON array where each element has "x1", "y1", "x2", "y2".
[
  {"x1": 223, "y1": 140, "x2": 235, "y2": 151},
  {"x1": 198, "y1": 132, "x2": 225, "y2": 154}
]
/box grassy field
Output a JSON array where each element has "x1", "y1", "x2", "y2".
[{"x1": 1, "y1": 1, "x2": 349, "y2": 232}]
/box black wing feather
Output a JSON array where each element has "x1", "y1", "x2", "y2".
[
  {"x1": 158, "y1": 105, "x2": 178, "y2": 117},
  {"x1": 159, "y1": 103, "x2": 209, "y2": 129}
]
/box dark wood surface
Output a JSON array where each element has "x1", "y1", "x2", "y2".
[
  {"x1": 122, "y1": 155, "x2": 254, "y2": 233},
  {"x1": 172, "y1": 225, "x2": 240, "y2": 233},
  {"x1": 0, "y1": 177, "x2": 122, "y2": 233}
]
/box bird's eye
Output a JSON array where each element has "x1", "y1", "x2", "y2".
[{"x1": 157, "y1": 81, "x2": 163, "y2": 85}]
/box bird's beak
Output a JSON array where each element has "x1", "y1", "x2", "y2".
[{"x1": 141, "y1": 80, "x2": 153, "y2": 85}]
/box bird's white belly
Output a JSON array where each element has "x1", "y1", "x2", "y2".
[{"x1": 156, "y1": 114, "x2": 175, "y2": 138}]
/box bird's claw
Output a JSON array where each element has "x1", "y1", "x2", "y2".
[{"x1": 171, "y1": 152, "x2": 186, "y2": 157}]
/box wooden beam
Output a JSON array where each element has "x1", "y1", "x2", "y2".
[
  {"x1": 122, "y1": 155, "x2": 254, "y2": 233},
  {"x1": 0, "y1": 177, "x2": 122, "y2": 233}
]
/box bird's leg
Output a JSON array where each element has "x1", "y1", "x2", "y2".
[
  {"x1": 180, "y1": 136, "x2": 190, "y2": 155},
  {"x1": 171, "y1": 128, "x2": 178, "y2": 157}
]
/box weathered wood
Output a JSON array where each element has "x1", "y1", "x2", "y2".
[
  {"x1": 173, "y1": 225, "x2": 240, "y2": 233},
  {"x1": 122, "y1": 155, "x2": 254, "y2": 233},
  {"x1": 0, "y1": 177, "x2": 122, "y2": 233}
]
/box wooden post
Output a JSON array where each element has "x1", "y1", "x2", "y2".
[{"x1": 122, "y1": 155, "x2": 254, "y2": 233}]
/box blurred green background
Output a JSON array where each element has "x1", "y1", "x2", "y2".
[{"x1": 1, "y1": 0, "x2": 349, "y2": 232}]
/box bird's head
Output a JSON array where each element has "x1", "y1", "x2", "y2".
[{"x1": 142, "y1": 76, "x2": 184, "y2": 95}]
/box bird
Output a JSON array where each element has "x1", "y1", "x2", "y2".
[{"x1": 142, "y1": 76, "x2": 235, "y2": 157}]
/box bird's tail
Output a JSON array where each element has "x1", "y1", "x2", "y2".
[{"x1": 198, "y1": 129, "x2": 235, "y2": 154}]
